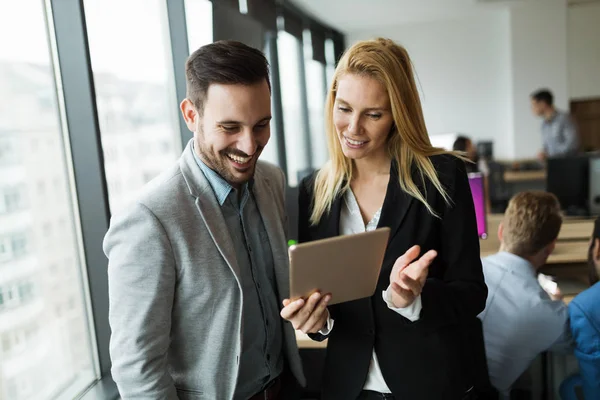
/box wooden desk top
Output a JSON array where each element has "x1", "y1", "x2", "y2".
[
  {"x1": 503, "y1": 170, "x2": 546, "y2": 183},
  {"x1": 296, "y1": 331, "x2": 327, "y2": 349},
  {"x1": 480, "y1": 214, "x2": 593, "y2": 263},
  {"x1": 480, "y1": 240, "x2": 589, "y2": 264},
  {"x1": 559, "y1": 219, "x2": 595, "y2": 240}
]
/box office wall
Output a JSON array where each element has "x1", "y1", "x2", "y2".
[
  {"x1": 509, "y1": 0, "x2": 569, "y2": 159},
  {"x1": 347, "y1": 0, "x2": 576, "y2": 160},
  {"x1": 348, "y1": 11, "x2": 513, "y2": 159},
  {"x1": 568, "y1": 2, "x2": 600, "y2": 100}
]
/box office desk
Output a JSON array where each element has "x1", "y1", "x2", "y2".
[
  {"x1": 480, "y1": 241, "x2": 589, "y2": 264},
  {"x1": 480, "y1": 214, "x2": 593, "y2": 263},
  {"x1": 297, "y1": 332, "x2": 327, "y2": 349},
  {"x1": 503, "y1": 170, "x2": 546, "y2": 183},
  {"x1": 559, "y1": 219, "x2": 596, "y2": 240}
]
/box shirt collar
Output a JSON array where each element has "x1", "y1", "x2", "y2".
[
  {"x1": 192, "y1": 144, "x2": 252, "y2": 206},
  {"x1": 494, "y1": 251, "x2": 537, "y2": 279}
]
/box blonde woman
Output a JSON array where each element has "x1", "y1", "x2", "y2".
[{"x1": 280, "y1": 38, "x2": 489, "y2": 399}]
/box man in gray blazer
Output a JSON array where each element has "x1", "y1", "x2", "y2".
[{"x1": 104, "y1": 41, "x2": 305, "y2": 399}]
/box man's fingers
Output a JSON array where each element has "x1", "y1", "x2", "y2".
[
  {"x1": 300, "y1": 294, "x2": 331, "y2": 333},
  {"x1": 281, "y1": 292, "x2": 322, "y2": 328},
  {"x1": 280, "y1": 298, "x2": 305, "y2": 320}
]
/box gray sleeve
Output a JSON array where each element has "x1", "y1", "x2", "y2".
[
  {"x1": 103, "y1": 203, "x2": 178, "y2": 399},
  {"x1": 555, "y1": 116, "x2": 579, "y2": 154}
]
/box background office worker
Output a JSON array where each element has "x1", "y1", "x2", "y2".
[
  {"x1": 281, "y1": 38, "x2": 488, "y2": 400},
  {"x1": 530, "y1": 88, "x2": 579, "y2": 161},
  {"x1": 560, "y1": 216, "x2": 600, "y2": 400},
  {"x1": 104, "y1": 41, "x2": 305, "y2": 399},
  {"x1": 477, "y1": 191, "x2": 571, "y2": 399}
]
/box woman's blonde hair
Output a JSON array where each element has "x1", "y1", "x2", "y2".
[{"x1": 310, "y1": 38, "x2": 459, "y2": 225}]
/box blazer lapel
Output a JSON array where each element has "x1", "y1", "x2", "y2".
[
  {"x1": 179, "y1": 140, "x2": 241, "y2": 280},
  {"x1": 252, "y1": 174, "x2": 290, "y2": 299},
  {"x1": 378, "y1": 160, "x2": 415, "y2": 242}
]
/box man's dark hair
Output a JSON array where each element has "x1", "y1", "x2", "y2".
[
  {"x1": 589, "y1": 217, "x2": 600, "y2": 285},
  {"x1": 452, "y1": 136, "x2": 471, "y2": 152},
  {"x1": 185, "y1": 40, "x2": 270, "y2": 114},
  {"x1": 531, "y1": 89, "x2": 554, "y2": 106}
]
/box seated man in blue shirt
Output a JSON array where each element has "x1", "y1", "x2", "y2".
[{"x1": 478, "y1": 191, "x2": 571, "y2": 399}]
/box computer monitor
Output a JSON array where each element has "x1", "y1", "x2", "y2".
[
  {"x1": 546, "y1": 156, "x2": 590, "y2": 216},
  {"x1": 477, "y1": 141, "x2": 493, "y2": 160},
  {"x1": 468, "y1": 173, "x2": 488, "y2": 239}
]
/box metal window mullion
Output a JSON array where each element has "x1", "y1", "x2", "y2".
[
  {"x1": 297, "y1": 34, "x2": 312, "y2": 170},
  {"x1": 266, "y1": 30, "x2": 288, "y2": 178},
  {"x1": 166, "y1": 0, "x2": 192, "y2": 149},
  {"x1": 47, "y1": 0, "x2": 111, "y2": 376}
]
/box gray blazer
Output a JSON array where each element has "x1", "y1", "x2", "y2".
[{"x1": 104, "y1": 140, "x2": 305, "y2": 399}]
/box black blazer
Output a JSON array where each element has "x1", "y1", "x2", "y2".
[{"x1": 299, "y1": 155, "x2": 489, "y2": 400}]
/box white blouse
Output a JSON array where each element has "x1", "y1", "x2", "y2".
[{"x1": 319, "y1": 188, "x2": 422, "y2": 394}]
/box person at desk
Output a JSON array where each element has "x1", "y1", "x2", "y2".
[
  {"x1": 560, "y1": 216, "x2": 600, "y2": 400},
  {"x1": 453, "y1": 135, "x2": 482, "y2": 174},
  {"x1": 281, "y1": 38, "x2": 488, "y2": 400},
  {"x1": 103, "y1": 41, "x2": 305, "y2": 399},
  {"x1": 530, "y1": 89, "x2": 579, "y2": 161},
  {"x1": 453, "y1": 135, "x2": 491, "y2": 211},
  {"x1": 478, "y1": 191, "x2": 571, "y2": 399}
]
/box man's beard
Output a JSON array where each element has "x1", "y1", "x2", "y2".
[{"x1": 195, "y1": 131, "x2": 263, "y2": 187}]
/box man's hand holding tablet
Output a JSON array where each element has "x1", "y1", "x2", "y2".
[{"x1": 280, "y1": 292, "x2": 331, "y2": 334}]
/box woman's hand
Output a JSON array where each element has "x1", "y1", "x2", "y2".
[
  {"x1": 389, "y1": 245, "x2": 437, "y2": 308},
  {"x1": 280, "y1": 292, "x2": 331, "y2": 334}
]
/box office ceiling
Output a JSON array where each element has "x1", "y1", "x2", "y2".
[{"x1": 288, "y1": 0, "x2": 600, "y2": 33}]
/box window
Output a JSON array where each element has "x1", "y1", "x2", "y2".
[
  {"x1": 84, "y1": 0, "x2": 182, "y2": 214},
  {"x1": 3, "y1": 186, "x2": 26, "y2": 213},
  {"x1": 258, "y1": 39, "x2": 281, "y2": 167},
  {"x1": 325, "y1": 38, "x2": 336, "y2": 89},
  {"x1": 304, "y1": 31, "x2": 329, "y2": 170},
  {"x1": 0, "y1": 237, "x2": 10, "y2": 262},
  {"x1": 42, "y1": 222, "x2": 53, "y2": 238},
  {"x1": 0, "y1": 139, "x2": 19, "y2": 166},
  {"x1": 278, "y1": 31, "x2": 309, "y2": 186},
  {"x1": 0, "y1": 1, "x2": 98, "y2": 399},
  {"x1": 185, "y1": 0, "x2": 213, "y2": 53},
  {"x1": 37, "y1": 181, "x2": 46, "y2": 196},
  {"x1": 11, "y1": 232, "x2": 29, "y2": 258}
]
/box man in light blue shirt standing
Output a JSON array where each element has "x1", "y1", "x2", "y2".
[
  {"x1": 478, "y1": 191, "x2": 571, "y2": 399},
  {"x1": 531, "y1": 89, "x2": 579, "y2": 160}
]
